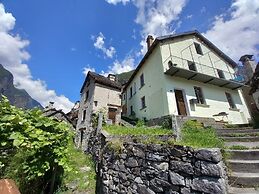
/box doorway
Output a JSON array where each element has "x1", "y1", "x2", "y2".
[
  {"x1": 174, "y1": 89, "x2": 187, "y2": 116},
  {"x1": 108, "y1": 107, "x2": 117, "y2": 124}
]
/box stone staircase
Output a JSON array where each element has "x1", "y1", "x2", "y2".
[{"x1": 216, "y1": 127, "x2": 259, "y2": 194}]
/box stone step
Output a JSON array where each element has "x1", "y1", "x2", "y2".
[
  {"x1": 222, "y1": 136, "x2": 259, "y2": 142},
  {"x1": 225, "y1": 142, "x2": 259, "y2": 148},
  {"x1": 228, "y1": 159, "x2": 259, "y2": 173},
  {"x1": 228, "y1": 187, "x2": 259, "y2": 194},
  {"x1": 217, "y1": 129, "x2": 259, "y2": 135},
  {"x1": 229, "y1": 172, "x2": 259, "y2": 187},
  {"x1": 227, "y1": 150, "x2": 259, "y2": 160}
]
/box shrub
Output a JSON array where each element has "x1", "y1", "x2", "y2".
[{"x1": 0, "y1": 96, "x2": 73, "y2": 194}]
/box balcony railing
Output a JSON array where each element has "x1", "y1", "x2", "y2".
[{"x1": 164, "y1": 55, "x2": 244, "y2": 90}]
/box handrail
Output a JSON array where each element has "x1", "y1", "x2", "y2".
[{"x1": 164, "y1": 55, "x2": 236, "y2": 80}]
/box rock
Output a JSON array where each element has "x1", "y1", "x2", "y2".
[
  {"x1": 197, "y1": 161, "x2": 224, "y2": 177},
  {"x1": 137, "y1": 184, "x2": 156, "y2": 194},
  {"x1": 79, "y1": 166, "x2": 91, "y2": 172},
  {"x1": 169, "y1": 171, "x2": 185, "y2": 186},
  {"x1": 191, "y1": 177, "x2": 226, "y2": 194},
  {"x1": 195, "y1": 149, "x2": 222, "y2": 163},
  {"x1": 126, "y1": 158, "x2": 139, "y2": 167},
  {"x1": 157, "y1": 162, "x2": 169, "y2": 171},
  {"x1": 146, "y1": 153, "x2": 168, "y2": 162},
  {"x1": 170, "y1": 161, "x2": 194, "y2": 175},
  {"x1": 133, "y1": 147, "x2": 145, "y2": 158},
  {"x1": 134, "y1": 177, "x2": 144, "y2": 184}
]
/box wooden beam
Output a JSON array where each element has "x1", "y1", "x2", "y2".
[
  {"x1": 232, "y1": 85, "x2": 243, "y2": 90},
  {"x1": 188, "y1": 73, "x2": 197, "y2": 80},
  {"x1": 204, "y1": 78, "x2": 214, "y2": 83},
  {"x1": 220, "y1": 82, "x2": 230, "y2": 87}
]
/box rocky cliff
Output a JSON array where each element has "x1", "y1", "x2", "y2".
[{"x1": 0, "y1": 64, "x2": 43, "y2": 109}]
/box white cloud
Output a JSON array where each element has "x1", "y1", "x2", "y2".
[
  {"x1": 203, "y1": 0, "x2": 259, "y2": 61},
  {"x1": 93, "y1": 32, "x2": 116, "y2": 58},
  {"x1": 106, "y1": 0, "x2": 130, "y2": 5},
  {"x1": 186, "y1": 14, "x2": 193, "y2": 19},
  {"x1": 83, "y1": 65, "x2": 95, "y2": 76},
  {"x1": 0, "y1": 3, "x2": 73, "y2": 113},
  {"x1": 107, "y1": 56, "x2": 135, "y2": 75},
  {"x1": 105, "y1": 0, "x2": 187, "y2": 55}
]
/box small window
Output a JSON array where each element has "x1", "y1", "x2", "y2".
[
  {"x1": 141, "y1": 96, "x2": 146, "y2": 109},
  {"x1": 140, "y1": 73, "x2": 145, "y2": 88},
  {"x1": 133, "y1": 82, "x2": 136, "y2": 94},
  {"x1": 188, "y1": 61, "x2": 197, "y2": 71},
  {"x1": 217, "y1": 69, "x2": 225, "y2": 79},
  {"x1": 123, "y1": 93, "x2": 126, "y2": 100},
  {"x1": 94, "y1": 101, "x2": 98, "y2": 107},
  {"x1": 130, "y1": 87, "x2": 133, "y2": 98},
  {"x1": 225, "y1": 92, "x2": 236, "y2": 109},
  {"x1": 194, "y1": 86, "x2": 206, "y2": 104},
  {"x1": 85, "y1": 91, "x2": 89, "y2": 102},
  {"x1": 194, "y1": 42, "x2": 203, "y2": 55},
  {"x1": 130, "y1": 105, "x2": 133, "y2": 115},
  {"x1": 82, "y1": 110, "x2": 86, "y2": 121}
]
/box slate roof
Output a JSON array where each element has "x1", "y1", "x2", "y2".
[
  {"x1": 80, "y1": 71, "x2": 122, "y2": 93},
  {"x1": 125, "y1": 30, "x2": 238, "y2": 89}
]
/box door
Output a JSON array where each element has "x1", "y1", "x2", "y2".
[
  {"x1": 174, "y1": 89, "x2": 187, "y2": 116},
  {"x1": 108, "y1": 108, "x2": 117, "y2": 124}
]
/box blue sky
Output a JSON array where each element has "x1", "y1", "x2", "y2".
[{"x1": 0, "y1": 0, "x2": 259, "y2": 112}]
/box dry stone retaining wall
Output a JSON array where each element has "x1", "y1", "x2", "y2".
[{"x1": 94, "y1": 137, "x2": 227, "y2": 194}]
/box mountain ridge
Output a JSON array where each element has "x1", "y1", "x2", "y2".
[{"x1": 0, "y1": 64, "x2": 43, "y2": 109}]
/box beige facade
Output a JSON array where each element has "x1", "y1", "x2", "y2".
[
  {"x1": 123, "y1": 32, "x2": 251, "y2": 124},
  {"x1": 77, "y1": 73, "x2": 121, "y2": 130}
]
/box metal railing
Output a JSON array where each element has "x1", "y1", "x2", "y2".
[{"x1": 164, "y1": 55, "x2": 236, "y2": 80}]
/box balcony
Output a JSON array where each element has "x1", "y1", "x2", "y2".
[{"x1": 164, "y1": 55, "x2": 244, "y2": 90}]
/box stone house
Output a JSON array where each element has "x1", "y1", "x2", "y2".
[
  {"x1": 122, "y1": 31, "x2": 251, "y2": 124},
  {"x1": 76, "y1": 71, "x2": 122, "y2": 148}
]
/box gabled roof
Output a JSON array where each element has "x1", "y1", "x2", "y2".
[
  {"x1": 125, "y1": 30, "x2": 237, "y2": 89},
  {"x1": 80, "y1": 71, "x2": 122, "y2": 93}
]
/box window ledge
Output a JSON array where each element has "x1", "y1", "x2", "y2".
[
  {"x1": 196, "y1": 103, "x2": 210, "y2": 108},
  {"x1": 229, "y1": 108, "x2": 240, "y2": 112}
]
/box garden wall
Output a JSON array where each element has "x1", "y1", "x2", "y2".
[{"x1": 88, "y1": 132, "x2": 228, "y2": 194}]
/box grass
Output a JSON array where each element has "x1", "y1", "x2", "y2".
[
  {"x1": 57, "y1": 141, "x2": 96, "y2": 194},
  {"x1": 178, "y1": 120, "x2": 224, "y2": 148},
  {"x1": 104, "y1": 125, "x2": 173, "y2": 136}
]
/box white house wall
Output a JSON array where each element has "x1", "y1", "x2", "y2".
[
  {"x1": 126, "y1": 46, "x2": 168, "y2": 120},
  {"x1": 160, "y1": 35, "x2": 235, "y2": 80},
  {"x1": 164, "y1": 76, "x2": 251, "y2": 124}
]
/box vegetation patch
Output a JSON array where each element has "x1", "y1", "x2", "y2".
[
  {"x1": 104, "y1": 125, "x2": 173, "y2": 136},
  {"x1": 179, "y1": 120, "x2": 224, "y2": 148},
  {"x1": 227, "y1": 145, "x2": 249, "y2": 150},
  {"x1": 57, "y1": 142, "x2": 96, "y2": 193}
]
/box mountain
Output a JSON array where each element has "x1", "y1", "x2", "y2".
[
  {"x1": 0, "y1": 64, "x2": 43, "y2": 109},
  {"x1": 116, "y1": 70, "x2": 135, "y2": 85}
]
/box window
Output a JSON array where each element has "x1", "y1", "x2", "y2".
[
  {"x1": 188, "y1": 61, "x2": 197, "y2": 71},
  {"x1": 141, "y1": 96, "x2": 146, "y2": 109},
  {"x1": 85, "y1": 91, "x2": 89, "y2": 102},
  {"x1": 217, "y1": 69, "x2": 225, "y2": 79},
  {"x1": 140, "y1": 73, "x2": 145, "y2": 88},
  {"x1": 168, "y1": 60, "x2": 173, "y2": 69},
  {"x1": 133, "y1": 82, "x2": 136, "y2": 94},
  {"x1": 194, "y1": 86, "x2": 206, "y2": 104},
  {"x1": 225, "y1": 92, "x2": 236, "y2": 109},
  {"x1": 94, "y1": 101, "x2": 98, "y2": 107},
  {"x1": 82, "y1": 110, "x2": 86, "y2": 121},
  {"x1": 194, "y1": 42, "x2": 203, "y2": 55},
  {"x1": 123, "y1": 93, "x2": 126, "y2": 100},
  {"x1": 130, "y1": 105, "x2": 133, "y2": 115},
  {"x1": 130, "y1": 87, "x2": 133, "y2": 98}
]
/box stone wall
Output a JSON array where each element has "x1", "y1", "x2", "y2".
[{"x1": 96, "y1": 140, "x2": 227, "y2": 194}]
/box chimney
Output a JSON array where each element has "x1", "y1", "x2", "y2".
[
  {"x1": 239, "y1": 54, "x2": 256, "y2": 82},
  {"x1": 146, "y1": 35, "x2": 154, "y2": 50},
  {"x1": 108, "y1": 74, "x2": 116, "y2": 82}
]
